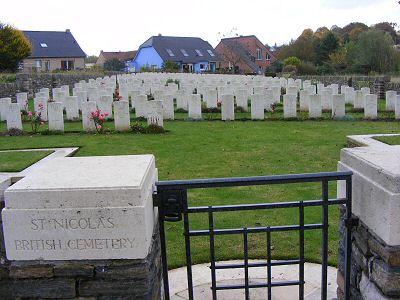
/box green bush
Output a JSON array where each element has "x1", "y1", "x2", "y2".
[
  {"x1": 283, "y1": 56, "x2": 302, "y2": 67},
  {"x1": 131, "y1": 122, "x2": 146, "y2": 134},
  {"x1": 297, "y1": 61, "x2": 317, "y2": 75}
]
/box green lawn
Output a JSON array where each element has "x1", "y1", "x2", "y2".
[
  {"x1": 0, "y1": 150, "x2": 53, "y2": 172},
  {"x1": 375, "y1": 135, "x2": 400, "y2": 145},
  {"x1": 1, "y1": 118, "x2": 399, "y2": 269}
]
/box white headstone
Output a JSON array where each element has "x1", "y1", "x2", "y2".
[
  {"x1": 345, "y1": 87, "x2": 355, "y2": 104},
  {"x1": 395, "y1": 95, "x2": 400, "y2": 120},
  {"x1": 221, "y1": 94, "x2": 235, "y2": 121},
  {"x1": 235, "y1": 89, "x2": 248, "y2": 111},
  {"x1": 81, "y1": 101, "x2": 97, "y2": 132},
  {"x1": 176, "y1": 90, "x2": 188, "y2": 111},
  {"x1": 147, "y1": 100, "x2": 164, "y2": 127},
  {"x1": 135, "y1": 95, "x2": 148, "y2": 118},
  {"x1": 204, "y1": 89, "x2": 218, "y2": 108},
  {"x1": 16, "y1": 93, "x2": 28, "y2": 111},
  {"x1": 33, "y1": 97, "x2": 48, "y2": 122},
  {"x1": 98, "y1": 95, "x2": 113, "y2": 119},
  {"x1": 364, "y1": 94, "x2": 377, "y2": 119},
  {"x1": 162, "y1": 95, "x2": 175, "y2": 120},
  {"x1": 65, "y1": 96, "x2": 79, "y2": 121},
  {"x1": 75, "y1": 90, "x2": 88, "y2": 111},
  {"x1": 332, "y1": 94, "x2": 345, "y2": 118},
  {"x1": 299, "y1": 90, "x2": 309, "y2": 112},
  {"x1": 0, "y1": 98, "x2": 12, "y2": 121},
  {"x1": 188, "y1": 94, "x2": 202, "y2": 120},
  {"x1": 48, "y1": 102, "x2": 64, "y2": 132},
  {"x1": 309, "y1": 94, "x2": 322, "y2": 118},
  {"x1": 250, "y1": 94, "x2": 265, "y2": 120},
  {"x1": 283, "y1": 94, "x2": 297, "y2": 119},
  {"x1": 113, "y1": 101, "x2": 130, "y2": 131},
  {"x1": 6, "y1": 103, "x2": 23, "y2": 130},
  {"x1": 386, "y1": 91, "x2": 397, "y2": 111},
  {"x1": 354, "y1": 90, "x2": 364, "y2": 110}
]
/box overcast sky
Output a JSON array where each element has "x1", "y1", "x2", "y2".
[{"x1": 2, "y1": 0, "x2": 399, "y2": 56}]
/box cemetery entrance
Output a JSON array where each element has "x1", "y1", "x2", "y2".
[{"x1": 154, "y1": 171, "x2": 356, "y2": 300}]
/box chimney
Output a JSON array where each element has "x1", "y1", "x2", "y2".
[
  {"x1": 66, "y1": 29, "x2": 70, "y2": 33},
  {"x1": 158, "y1": 33, "x2": 162, "y2": 36}
]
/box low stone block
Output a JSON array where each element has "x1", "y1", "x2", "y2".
[
  {"x1": 9, "y1": 264, "x2": 53, "y2": 279},
  {"x1": 371, "y1": 258, "x2": 400, "y2": 296},
  {"x1": 78, "y1": 279, "x2": 147, "y2": 297},
  {"x1": 54, "y1": 263, "x2": 94, "y2": 277}
]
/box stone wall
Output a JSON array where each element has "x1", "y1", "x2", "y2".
[
  {"x1": 0, "y1": 193, "x2": 162, "y2": 300},
  {"x1": 337, "y1": 206, "x2": 400, "y2": 299},
  {"x1": 0, "y1": 82, "x2": 20, "y2": 99}
]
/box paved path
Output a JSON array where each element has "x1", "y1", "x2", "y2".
[{"x1": 168, "y1": 260, "x2": 337, "y2": 299}]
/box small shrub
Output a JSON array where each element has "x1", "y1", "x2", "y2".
[
  {"x1": 131, "y1": 122, "x2": 146, "y2": 134},
  {"x1": 6, "y1": 128, "x2": 24, "y2": 136},
  {"x1": 202, "y1": 107, "x2": 220, "y2": 113},
  {"x1": 175, "y1": 108, "x2": 188, "y2": 113},
  {"x1": 145, "y1": 124, "x2": 165, "y2": 134}
]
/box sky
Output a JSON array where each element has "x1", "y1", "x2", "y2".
[{"x1": 2, "y1": 0, "x2": 399, "y2": 56}]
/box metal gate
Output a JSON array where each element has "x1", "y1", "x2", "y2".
[{"x1": 153, "y1": 171, "x2": 356, "y2": 300}]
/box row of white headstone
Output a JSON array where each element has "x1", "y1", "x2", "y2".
[{"x1": 1, "y1": 74, "x2": 400, "y2": 132}]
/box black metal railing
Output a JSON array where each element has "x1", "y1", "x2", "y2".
[{"x1": 154, "y1": 171, "x2": 355, "y2": 300}]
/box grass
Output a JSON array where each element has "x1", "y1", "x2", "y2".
[
  {"x1": 374, "y1": 135, "x2": 400, "y2": 145},
  {"x1": 0, "y1": 73, "x2": 16, "y2": 84},
  {"x1": 0, "y1": 150, "x2": 53, "y2": 172},
  {"x1": 1, "y1": 117, "x2": 399, "y2": 269}
]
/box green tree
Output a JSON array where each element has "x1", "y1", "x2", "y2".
[
  {"x1": 85, "y1": 55, "x2": 98, "y2": 64},
  {"x1": 161, "y1": 60, "x2": 180, "y2": 72},
  {"x1": 0, "y1": 23, "x2": 32, "y2": 71},
  {"x1": 373, "y1": 22, "x2": 398, "y2": 44},
  {"x1": 354, "y1": 30, "x2": 397, "y2": 73},
  {"x1": 104, "y1": 58, "x2": 125, "y2": 71},
  {"x1": 315, "y1": 31, "x2": 339, "y2": 65},
  {"x1": 283, "y1": 56, "x2": 301, "y2": 67}
]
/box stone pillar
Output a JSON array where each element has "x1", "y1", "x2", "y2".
[
  {"x1": 337, "y1": 136, "x2": 400, "y2": 299},
  {"x1": 0, "y1": 155, "x2": 161, "y2": 299}
]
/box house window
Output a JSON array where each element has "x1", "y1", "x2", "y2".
[
  {"x1": 266, "y1": 53, "x2": 271, "y2": 60},
  {"x1": 207, "y1": 49, "x2": 215, "y2": 57},
  {"x1": 195, "y1": 49, "x2": 203, "y2": 56},
  {"x1": 199, "y1": 63, "x2": 205, "y2": 71},
  {"x1": 40, "y1": 43, "x2": 48, "y2": 48},
  {"x1": 44, "y1": 60, "x2": 50, "y2": 71},
  {"x1": 35, "y1": 60, "x2": 42, "y2": 68},
  {"x1": 180, "y1": 49, "x2": 189, "y2": 57},
  {"x1": 166, "y1": 49, "x2": 175, "y2": 57},
  {"x1": 61, "y1": 60, "x2": 74, "y2": 70},
  {"x1": 256, "y1": 48, "x2": 262, "y2": 60}
]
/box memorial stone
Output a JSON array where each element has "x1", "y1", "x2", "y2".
[
  {"x1": 386, "y1": 90, "x2": 397, "y2": 111},
  {"x1": 251, "y1": 94, "x2": 265, "y2": 120},
  {"x1": 65, "y1": 96, "x2": 79, "y2": 121},
  {"x1": 364, "y1": 94, "x2": 377, "y2": 119},
  {"x1": 16, "y1": 92, "x2": 28, "y2": 111},
  {"x1": 135, "y1": 95, "x2": 148, "y2": 118},
  {"x1": 221, "y1": 94, "x2": 234, "y2": 121},
  {"x1": 113, "y1": 100, "x2": 130, "y2": 131},
  {"x1": 33, "y1": 97, "x2": 48, "y2": 121},
  {"x1": 188, "y1": 94, "x2": 202, "y2": 120},
  {"x1": 309, "y1": 94, "x2": 322, "y2": 118},
  {"x1": 147, "y1": 100, "x2": 164, "y2": 127},
  {"x1": 48, "y1": 102, "x2": 64, "y2": 132},
  {"x1": 332, "y1": 94, "x2": 345, "y2": 118},
  {"x1": 283, "y1": 94, "x2": 297, "y2": 118},
  {"x1": 6, "y1": 103, "x2": 23, "y2": 130},
  {"x1": 235, "y1": 89, "x2": 248, "y2": 111},
  {"x1": 0, "y1": 97, "x2": 12, "y2": 121},
  {"x1": 163, "y1": 94, "x2": 175, "y2": 120},
  {"x1": 81, "y1": 101, "x2": 97, "y2": 132},
  {"x1": 299, "y1": 90, "x2": 309, "y2": 112},
  {"x1": 98, "y1": 95, "x2": 113, "y2": 119}
]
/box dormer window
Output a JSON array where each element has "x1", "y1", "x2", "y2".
[
  {"x1": 180, "y1": 49, "x2": 189, "y2": 57},
  {"x1": 40, "y1": 43, "x2": 48, "y2": 48},
  {"x1": 266, "y1": 53, "x2": 271, "y2": 60},
  {"x1": 195, "y1": 49, "x2": 203, "y2": 56},
  {"x1": 166, "y1": 49, "x2": 175, "y2": 57},
  {"x1": 207, "y1": 49, "x2": 215, "y2": 57}
]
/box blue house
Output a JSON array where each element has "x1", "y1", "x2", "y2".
[{"x1": 130, "y1": 35, "x2": 219, "y2": 73}]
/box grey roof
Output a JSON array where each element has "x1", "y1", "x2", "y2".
[
  {"x1": 23, "y1": 31, "x2": 86, "y2": 58},
  {"x1": 221, "y1": 39, "x2": 259, "y2": 73},
  {"x1": 139, "y1": 36, "x2": 219, "y2": 63}
]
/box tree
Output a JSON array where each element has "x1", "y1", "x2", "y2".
[
  {"x1": 373, "y1": 22, "x2": 398, "y2": 44},
  {"x1": 354, "y1": 30, "x2": 397, "y2": 73},
  {"x1": 103, "y1": 58, "x2": 125, "y2": 71},
  {"x1": 0, "y1": 23, "x2": 32, "y2": 71},
  {"x1": 315, "y1": 31, "x2": 339, "y2": 65},
  {"x1": 85, "y1": 55, "x2": 98, "y2": 64},
  {"x1": 161, "y1": 60, "x2": 179, "y2": 72}
]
